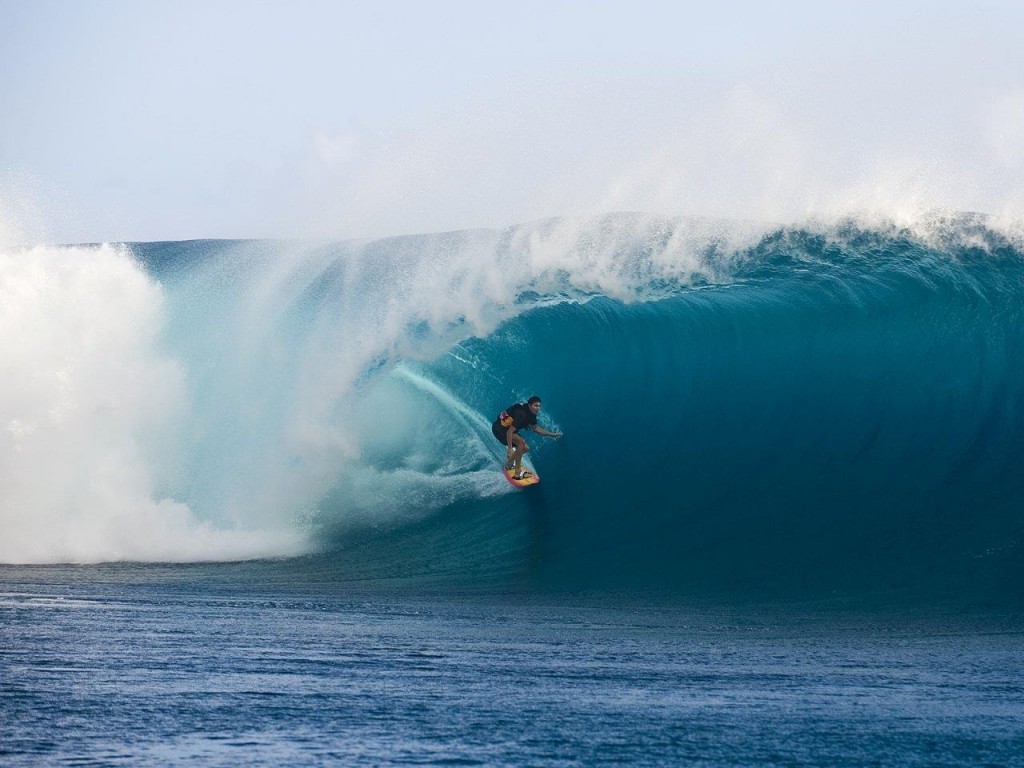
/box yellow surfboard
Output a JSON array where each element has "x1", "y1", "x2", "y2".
[{"x1": 503, "y1": 467, "x2": 541, "y2": 488}]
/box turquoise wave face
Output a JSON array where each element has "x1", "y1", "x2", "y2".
[
  {"x1": 311, "y1": 221, "x2": 1024, "y2": 598},
  {"x1": 408, "y1": 249, "x2": 1024, "y2": 597},
  {"x1": 8, "y1": 215, "x2": 1024, "y2": 599}
]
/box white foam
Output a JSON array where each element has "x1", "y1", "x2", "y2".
[{"x1": 0, "y1": 244, "x2": 308, "y2": 563}]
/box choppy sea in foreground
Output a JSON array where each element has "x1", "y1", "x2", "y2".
[{"x1": 3, "y1": 564, "x2": 1023, "y2": 766}]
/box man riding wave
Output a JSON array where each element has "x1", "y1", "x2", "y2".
[{"x1": 492, "y1": 395, "x2": 562, "y2": 480}]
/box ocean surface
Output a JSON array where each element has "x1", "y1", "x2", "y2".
[
  {"x1": 3, "y1": 213, "x2": 1024, "y2": 764},
  {"x1": 3, "y1": 565, "x2": 1023, "y2": 767}
]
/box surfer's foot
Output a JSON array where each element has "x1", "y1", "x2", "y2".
[{"x1": 514, "y1": 470, "x2": 532, "y2": 480}]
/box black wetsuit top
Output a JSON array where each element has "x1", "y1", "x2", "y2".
[{"x1": 492, "y1": 403, "x2": 537, "y2": 444}]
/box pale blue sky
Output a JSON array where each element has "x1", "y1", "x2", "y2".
[{"x1": 2, "y1": 0, "x2": 1023, "y2": 243}]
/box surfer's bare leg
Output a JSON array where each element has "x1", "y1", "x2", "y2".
[{"x1": 509, "y1": 433, "x2": 528, "y2": 473}]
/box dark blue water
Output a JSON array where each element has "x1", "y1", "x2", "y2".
[
  {"x1": 403, "y1": 222, "x2": 1024, "y2": 598},
  {"x1": 2, "y1": 565, "x2": 1023, "y2": 766}
]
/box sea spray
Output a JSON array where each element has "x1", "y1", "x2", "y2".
[{"x1": 0, "y1": 244, "x2": 306, "y2": 562}]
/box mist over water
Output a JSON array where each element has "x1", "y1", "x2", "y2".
[{"x1": 0, "y1": 244, "x2": 305, "y2": 562}]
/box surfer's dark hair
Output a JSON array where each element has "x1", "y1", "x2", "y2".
[{"x1": 527, "y1": 395, "x2": 541, "y2": 406}]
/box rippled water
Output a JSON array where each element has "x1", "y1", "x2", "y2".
[{"x1": 3, "y1": 565, "x2": 1022, "y2": 766}]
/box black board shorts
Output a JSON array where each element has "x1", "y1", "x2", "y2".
[{"x1": 492, "y1": 423, "x2": 508, "y2": 444}]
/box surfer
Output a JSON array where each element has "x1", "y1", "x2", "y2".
[{"x1": 492, "y1": 396, "x2": 562, "y2": 480}]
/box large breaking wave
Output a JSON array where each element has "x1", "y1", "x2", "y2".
[{"x1": 3, "y1": 213, "x2": 1023, "y2": 598}]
